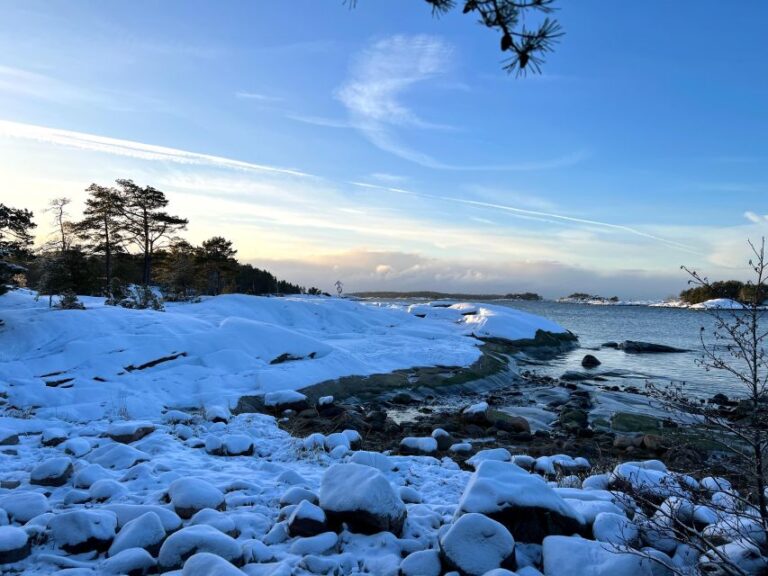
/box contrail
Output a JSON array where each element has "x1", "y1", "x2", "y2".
[
  {"x1": 352, "y1": 181, "x2": 702, "y2": 255},
  {"x1": 0, "y1": 119, "x2": 312, "y2": 178}
]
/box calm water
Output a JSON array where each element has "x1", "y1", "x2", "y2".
[{"x1": 489, "y1": 301, "x2": 746, "y2": 397}]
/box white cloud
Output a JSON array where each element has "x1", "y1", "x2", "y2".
[
  {"x1": 744, "y1": 211, "x2": 768, "y2": 224},
  {"x1": 235, "y1": 91, "x2": 282, "y2": 102},
  {"x1": 335, "y1": 35, "x2": 587, "y2": 171},
  {"x1": 0, "y1": 119, "x2": 312, "y2": 178}
]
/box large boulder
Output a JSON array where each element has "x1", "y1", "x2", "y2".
[
  {"x1": 50, "y1": 509, "x2": 118, "y2": 553},
  {"x1": 101, "y1": 548, "x2": 157, "y2": 575},
  {"x1": 0, "y1": 526, "x2": 31, "y2": 564},
  {"x1": 457, "y1": 460, "x2": 585, "y2": 543},
  {"x1": 440, "y1": 513, "x2": 515, "y2": 576},
  {"x1": 0, "y1": 492, "x2": 49, "y2": 523},
  {"x1": 319, "y1": 463, "x2": 406, "y2": 535}
]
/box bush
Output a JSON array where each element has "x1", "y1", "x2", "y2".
[{"x1": 57, "y1": 290, "x2": 85, "y2": 310}]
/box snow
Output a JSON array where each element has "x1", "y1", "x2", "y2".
[
  {"x1": 440, "y1": 512, "x2": 515, "y2": 576},
  {"x1": 319, "y1": 463, "x2": 407, "y2": 535},
  {"x1": 400, "y1": 436, "x2": 438, "y2": 454},
  {"x1": 263, "y1": 389, "x2": 307, "y2": 407},
  {"x1": 0, "y1": 525, "x2": 28, "y2": 552},
  {"x1": 690, "y1": 298, "x2": 745, "y2": 310},
  {"x1": 542, "y1": 536, "x2": 654, "y2": 576},
  {"x1": 458, "y1": 461, "x2": 584, "y2": 526},
  {"x1": 167, "y1": 477, "x2": 225, "y2": 518}
]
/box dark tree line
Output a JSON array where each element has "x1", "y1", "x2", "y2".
[
  {"x1": 0, "y1": 180, "x2": 318, "y2": 309},
  {"x1": 680, "y1": 280, "x2": 765, "y2": 306}
]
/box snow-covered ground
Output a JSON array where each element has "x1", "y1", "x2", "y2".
[
  {"x1": 0, "y1": 291, "x2": 759, "y2": 575},
  {"x1": 1, "y1": 291, "x2": 569, "y2": 422}
]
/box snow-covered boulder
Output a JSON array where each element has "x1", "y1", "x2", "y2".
[
  {"x1": 158, "y1": 525, "x2": 241, "y2": 570},
  {"x1": 432, "y1": 428, "x2": 455, "y2": 451},
  {"x1": 462, "y1": 402, "x2": 489, "y2": 423},
  {"x1": 108, "y1": 511, "x2": 166, "y2": 557},
  {"x1": 280, "y1": 487, "x2": 319, "y2": 507},
  {"x1": 400, "y1": 436, "x2": 438, "y2": 455},
  {"x1": 0, "y1": 491, "x2": 49, "y2": 523},
  {"x1": 50, "y1": 509, "x2": 118, "y2": 553},
  {"x1": 440, "y1": 513, "x2": 515, "y2": 576},
  {"x1": 41, "y1": 427, "x2": 68, "y2": 447},
  {"x1": 319, "y1": 463, "x2": 407, "y2": 535},
  {"x1": 349, "y1": 450, "x2": 393, "y2": 473},
  {"x1": 287, "y1": 499, "x2": 327, "y2": 537},
  {"x1": 204, "y1": 405, "x2": 230, "y2": 423},
  {"x1": 30, "y1": 457, "x2": 73, "y2": 486},
  {"x1": 467, "y1": 448, "x2": 512, "y2": 469},
  {"x1": 699, "y1": 539, "x2": 768, "y2": 576},
  {"x1": 182, "y1": 552, "x2": 246, "y2": 576},
  {"x1": 457, "y1": 460, "x2": 585, "y2": 543},
  {"x1": 63, "y1": 437, "x2": 92, "y2": 457},
  {"x1": 289, "y1": 531, "x2": 338, "y2": 556},
  {"x1": 0, "y1": 428, "x2": 19, "y2": 446},
  {"x1": 0, "y1": 526, "x2": 31, "y2": 563},
  {"x1": 89, "y1": 443, "x2": 149, "y2": 469},
  {"x1": 189, "y1": 508, "x2": 237, "y2": 536},
  {"x1": 106, "y1": 421, "x2": 155, "y2": 443},
  {"x1": 264, "y1": 390, "x2": 309, "y2": 413},
  {"x1": 101, "y1": 548, "x2": 157, "y2": 575},
  {"x1": 400, "y1": 549, "x2": 442, "y2": 576},
  {"x1": 592, "y1": 512, "x2": 639, "y2": 546},
  {"x1": 168, "y1": 477, "x2": 225, "y2": 518},
  {"x1": 542, "y1": 535, "x2": 654, "y2": 576},
  {"x1": 104, "y1": 504, "x2": 182, "y2": 532},
  {"x1": 221, "y1": 434, "x2": 254, "y2": 456}
]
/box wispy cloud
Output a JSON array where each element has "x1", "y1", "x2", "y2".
[
  {"x1": 744, "y1": 211, "x2": 768, "y2": 224},
  {"x1": 0, "y1": 119, "x2": 313, "y2": 178},
  {"x1": 335, "y1": 35, "x2": 587, "y2": 171},
  {"x1": 235, "y1": 91, "x2": 282, "y2": 102},
  {"x1": 285, "y1": 114, "x2": 351, "y2": 129},
  {"x1": 352, "y1": 181, "x2": 701, "y2": 254}
]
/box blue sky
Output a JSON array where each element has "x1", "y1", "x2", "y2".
[{"x1": 1, "y1": 1, "x2": 766, "y2": 298}]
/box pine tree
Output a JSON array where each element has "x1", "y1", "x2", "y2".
[
  {"x1": 74, "y1": 183, "x2": 124, "y2": 298},
  {"x1": 155, "y1": 239, "x2": 198, "y2": 300},
  {"x1": 0, "y1": 203, "x2": 36, "y2": 296},
  {"x1": 197, "y1": 236, "x2": 238, "y2": 296},
  {"x1": 114, "y1": 179, "x2": 188, "y2": 287}
]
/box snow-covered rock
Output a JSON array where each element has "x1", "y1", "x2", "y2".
[
  {"x1": 182, "y1": 552, "x2": 245, "y2": 576},
  {"x1": 440, "y1": 513, "x2": 515, "y2": 576},
  {"x1": 349, "y1": 450, "x2": 393, "y2": 473},
  {"x1": 0, "y1": 525, "x2": 31, "y2": 563},
  {"x1": 168, "y1": 477, "x2": 225, "y2": 518},
  {"x1": 457, "y1": 460, "x2": 585, "y2": 543},
  {"x1": 108, "y1": 511, "x2": 166, "y2": 557},
  {"x1": 264, "y1": 389, "x2": 309, "y2": 412},
  {"x1": 49, "y1": 509, "x2": 118, "y2": 553},
  {"x1": 400, "y1": 436, "x2": 438, "y2": 455},
  {"x1": 400, "y1": 549, "x2": 442, "y2": 576},
  {"x1": 592, "y1": 512, "x2": 638, "y2": 546},
  {"x1": 158, "y1": 525, "x2": 241, "y2": 570},
  {"x1": 542, "y1": 535, "x2": 654, "y2": 576},
  {"x1": 0, "y1": 491, "x2": 49, "y2": 523},
  {"x1": 106, "y1": 421, "x2": 155, "y2": 443},
  {"x1": 63, "y1": 437, "x2": 91, "y2": 457},
  {"x1": 30, "y1": 457, "x2": 73, "y2": 486},
  {"x1": 101, "y1": 547, "x2": 157, "y2": 575},
  {"x1": 279, "y1": 487, "x2": 319, "y2": 507},
  {"x1": 287, "y1": 499, "x2": 327, "y2": 537},
  {"x1": 221, "y1": 434, "x2": 254, "y2": 456},
  {"x1": 319, "y1": 463, "x2": 406, "y2": 535},
  {"x1": 104, "y1": 503, "x2": 182, "y2": 532}
]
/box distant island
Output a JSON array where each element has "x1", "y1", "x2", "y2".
[{"x1": 351, "y1": 291, "x2": 543, "y2": 301}]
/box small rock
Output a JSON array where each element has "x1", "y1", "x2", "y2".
[
  {"x1": 41, "y1": 428, "x2": 68, "y2": 447},
  {"x1": 107, "y1": 421, "x2": 155, "y2": 444},
  {"x1": 431, "y1": 428, "x2": 454, "y2": 451},
  {"x1": 287, "y1": 500, "x2": 327, "y2": 537},
  {"x1": 581, "y1": 354, "x2": 601, "y2": 368},
  {"x1": 440, "y1": 513, "x2": 515, "y2": 576}
]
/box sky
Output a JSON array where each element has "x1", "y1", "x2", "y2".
[{"x1": 0, "y1": 1, "x2": 766, "y2": 299}]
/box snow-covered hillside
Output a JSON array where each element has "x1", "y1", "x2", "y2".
[{"x1": 0, "y1": 290, "x2": 566, "y2": 421}]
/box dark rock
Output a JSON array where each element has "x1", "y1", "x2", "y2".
[
  {"x1": 560, "y1": 371, "x2": 592, "y2": 382},
  {"x1": 601, "y1": 341, "x2": 619, "y2": 349},
  {"x1": 581, "y1": 354, "x2": 601, "y2": 368},
  {"x1": 619, "y1": 340, "x2": 688, "y2": 353},
  {"x1": 287, "y1": 501, "x2": 327, "y2": 537}
]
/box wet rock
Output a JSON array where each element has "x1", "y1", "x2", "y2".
[
  {"x1": 30, "y1": 457, "x2": 73, "y2": 487},
  {"x1": 581, "y1": 355, "x2": 601, "y2": 369},
  {"x1": 619, "y1": 340, "x2": 688, "y2": 353},
  {"x1": 462, "y1": 402, "x2": 489, "y2": 424},
  {"x1": 601, "y1": 341, "x2": 619, "y2": 349}
]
